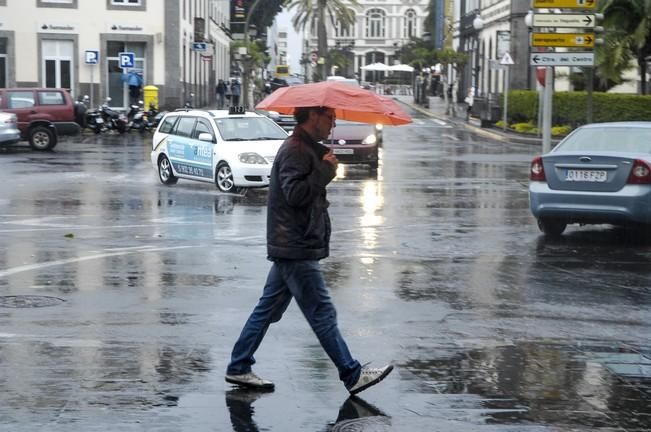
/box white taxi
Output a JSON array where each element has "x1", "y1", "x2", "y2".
[{"x1": 150, "y1": 107, "x2": 288, "y2": 192}]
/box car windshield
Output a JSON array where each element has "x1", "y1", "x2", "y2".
[
  {"x1": 215, "y1": 117, "x2": 287, "y2": 141},
  {"x1": 558, "y1": 126, "x2": 651, "y2": 153}
]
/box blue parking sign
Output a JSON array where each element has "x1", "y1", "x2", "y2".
[
  {"x1": 119, "y1": 52, "x2": 135, "y2": 69},
  {"x1": 85, "y1": 50, "x2": 99, "y2": 65}
]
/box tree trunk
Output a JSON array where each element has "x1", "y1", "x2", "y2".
[
  {"x1": 639, "y1": 53, "x2": 648, "y2": 95},
  {"x1": 317, "y1": 0, "x2": 328, "y2": 81}
]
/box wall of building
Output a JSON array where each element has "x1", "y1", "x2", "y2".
[{"x1": 0, "y1": 0, "x2": 231, "y2": 110}]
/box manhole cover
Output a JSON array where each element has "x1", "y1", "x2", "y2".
[
  {"x1": 0, "y1": 295, "x2": 65, "y2": 308},
  {"x1": 332, "y1": 417, "x2": 391, "y2": 432}
]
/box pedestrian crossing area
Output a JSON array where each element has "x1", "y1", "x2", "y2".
[{"x1": 408, "y1": 118, "x2": 452, "y2": 128}]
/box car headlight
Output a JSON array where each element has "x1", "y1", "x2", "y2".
[
  {"x1": 238, "y1": 152, "x2": 267, "y2": 164},
  {"x1": 375, "y1": 123, "x2": 383, "y2": 131},
  {"x1": 362, "y1": 133, "x2": 377, "y2": 145}
]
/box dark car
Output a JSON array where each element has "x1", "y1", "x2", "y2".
[
  {"x1": 262, "y1": 110, "x2": 297, "y2": 133},
  {"x1": 269, "y1": 76, "x2": 304, "y2": 92},
  {"x1": 0, "y1": 88, "x2": 81, "y2": 150},
  {"x1": 326, "y1": 120, "x2": 383, "y2": 169}
]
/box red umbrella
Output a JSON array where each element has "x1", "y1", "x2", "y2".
[{"x1": 256, "y1": 81, "x2": 412, "y2": 126}]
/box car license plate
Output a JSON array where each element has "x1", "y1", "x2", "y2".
[
  {"x1": 565, "y1": 169, "x2": 607, "y2": 182},
  {"x1": 333, "y1": 148, "x2": 353, "y2": 155}
]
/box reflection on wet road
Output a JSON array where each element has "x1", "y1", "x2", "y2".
[{"x1": 0, "y1": 109, "x2": 649, "y2": 431}]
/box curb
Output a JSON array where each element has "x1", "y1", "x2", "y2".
[{"x1": 394, "y1": 97, "x2": 556, "y2": 146}]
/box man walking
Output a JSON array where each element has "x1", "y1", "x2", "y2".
[
  {"x1": 225, "y1": 106, "x2": 393, "y2": 395},
  {"x1": 216, "y1": 79, "x2": 227, "y2": 109}
]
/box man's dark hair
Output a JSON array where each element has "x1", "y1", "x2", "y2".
[{"x1": 294, "y1": 106, "x2": 330, "y2": 124}]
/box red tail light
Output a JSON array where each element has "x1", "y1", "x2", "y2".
[
  {"x1": 627, "y1": 159, "x2": 651, "y2": 184},
  {"x1": 530, "y1": 156, "x2": 546, "y2": 181}
]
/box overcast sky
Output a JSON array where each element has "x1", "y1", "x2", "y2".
[{"x1": 276, "y1": 7, "x2": 302, "y2": 75}]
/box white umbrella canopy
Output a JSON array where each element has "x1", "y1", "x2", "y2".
[
  {"x1": 389, "y1": 64, "x2": 414, "y2": 72},
  {"x1": 360, "y1": 62, "x2": 391, "y2": 71}
]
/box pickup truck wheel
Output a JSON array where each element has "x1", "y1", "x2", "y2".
[{"x1": 29, "y1": 126, "x2": 57, "y2": 151}]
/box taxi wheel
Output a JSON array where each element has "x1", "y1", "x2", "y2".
[
  {"x1": 216, "y1": 162, "x2": 238, "y2": 192},
  {"x1": 158, "y1": 155, "x2": 178, "y2": 185}
]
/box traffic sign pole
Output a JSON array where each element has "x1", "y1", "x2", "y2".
[{"x1": 542, "y1": 67, "x2": 553, "y2": 154}]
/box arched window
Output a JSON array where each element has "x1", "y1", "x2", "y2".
[
  {"x1": 335, "y1": 9, "x2": 356, "y2": 38},
  {"x1": 403, "y1": 9, "x2": 417, "y2": 38},
  {"x1": 365, "y1": 8, "x2": 386, "y2": 38}
]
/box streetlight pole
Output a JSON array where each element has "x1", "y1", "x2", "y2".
[{"x1": 472, "y1": 13, "x2": 483, "y2": 95}]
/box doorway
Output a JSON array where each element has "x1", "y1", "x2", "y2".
[{"x1": 106, "y1": 41, "x2": 146, "y2": 109}]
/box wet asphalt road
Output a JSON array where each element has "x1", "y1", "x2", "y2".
[{"x1": 0, "y1": 108, "x2": 650, "y2": 431}]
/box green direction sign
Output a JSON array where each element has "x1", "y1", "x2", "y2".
[
  {"x1": 532, "y1": 32, "x2": 595, "y2": 48},
  {"x1": 533, "y1": 0, "x2": 597, "y2": 9},
  {"x1": 532, "y1": 13, "x2": 596, "y2": 28}
]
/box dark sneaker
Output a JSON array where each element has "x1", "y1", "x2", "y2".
[
  {"x1": 348, "y1": 364, "x2": 393, "y2": 395},
  {"x1": 225, "y1": 372, "x2": 275, "y2": 390}
]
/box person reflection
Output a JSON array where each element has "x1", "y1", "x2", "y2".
[
  {"x1": 225, "y1": 388, "x2": 272, "y2": 432},
  {"x1": 326, "y1": 396, "x2": 390, "y2": 431},
  {"x1": 224, "y1": 391, "x2": 389, "y2": 432}
]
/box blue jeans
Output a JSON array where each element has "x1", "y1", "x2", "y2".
[{"x1": 227, "y1": 259, "x2": 361, "y2": 389}]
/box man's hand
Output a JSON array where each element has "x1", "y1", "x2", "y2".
[{"x1": 323, "y1": 149, "x2": 339, "y2": 168}]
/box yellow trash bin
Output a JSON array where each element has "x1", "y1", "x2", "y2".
[{"x1": 143, "y1": 85, "x2": 159, "y2": 110}]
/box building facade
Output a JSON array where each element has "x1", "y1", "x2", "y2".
[
  {"x1": 0, "y1": 0, "x2": 231, "y2": 110},
  {"x1": 301, "y1": 0, "x2": 431, "y2": 82},
  {"x1": 452, "y1": 0, "x2": 530, "y2": 101}
]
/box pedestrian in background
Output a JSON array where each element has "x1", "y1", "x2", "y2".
[
  {"x1": 216, "y1": 79, "x2": 227, "y2": 109},
  {"x1": 123, "y1": 70, "x2": 143, "y2": 105},
  {"x1": 464, "y1": 86, "x2": 475, "y2": 121},
  {"x1": 230, "y1": 79, "x2": 241, "y2": 107},
  {"x1": 225, "y1": 106, "x2": 393, "y2": 395}
]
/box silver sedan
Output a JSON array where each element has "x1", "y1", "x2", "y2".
[
  {"x1": 0, "y1": 111, "x2": 21, "y2": 145},
  {"x1": 529, "y1": 122, "x2": 651, "y2": 236}
]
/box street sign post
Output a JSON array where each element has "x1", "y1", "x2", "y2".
[
  {"x1": 530, "y1": 52, "x2": 595, "y2": 67},
  {"x1": 85, "y1": 50, "x2": 100, "y2": 107},
  {"x1": 533, "y1": 13, "x2": 597, "y2": 28},
  {"x1": 531, "y1": 32, "x2": 595, "y2": 48},
  {"x1": 533, "y1": 0, "x2": 596, "y2": 8},
  {"x1": 500, "y1": 53, "x2": 514, "y2": 131}
]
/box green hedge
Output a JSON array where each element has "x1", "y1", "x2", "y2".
[{"x1": 503, "y1": 91, "x2": 651, "y2": 127}]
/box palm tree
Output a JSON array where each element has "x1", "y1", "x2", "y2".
[
  {"x1": 600, "y1": 0, "x2": 651, "y2": 94},
  {"x1": 286, "y1": 0, "x2": 360, "y2": 80}
]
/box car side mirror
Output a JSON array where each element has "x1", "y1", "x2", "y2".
[{"x1": 198, "y1": 133, "x2": 214, "y2": 143}]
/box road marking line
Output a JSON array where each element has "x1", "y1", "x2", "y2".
[
  {"x1": 432, "y1": 119, "x2": 447, "y2": 126},
  {"x1": 442, "y1": 134, "x2": 460, "y2": 141},
  {"x1": 0, "y1": 245, "x2": 193, "y2": 278}
]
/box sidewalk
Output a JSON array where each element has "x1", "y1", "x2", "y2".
[{"x1": 393, "y1": 94, "x2": 554, "y2": 146}]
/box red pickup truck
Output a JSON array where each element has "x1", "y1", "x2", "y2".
[{"x1": 0, "y1": 88, "x2": 81, "y2": 150}]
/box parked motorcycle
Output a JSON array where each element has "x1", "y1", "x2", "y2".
[
  {"x1": 100, "y1": 97, "x2": 128, "y2": 134},
  {"x1": 86, "y1": 106, "x2": 105, "y2": 134},
  {"x1": 126, "y1": 100, "x2": 147, "y2": 132},
  {"x1": 145, "y1": 102, "x2": 167, "y2": 131}
]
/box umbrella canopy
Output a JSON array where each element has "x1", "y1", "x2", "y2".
[
  {"x1": 256, "y1": 81, "x2": 412, "y2": 126},
  {"x1": 389, "y1": 64, "x2": 414, "y2": 72},
  {"x1": 360, "y1": 62, "x2": 391, "y2": 72}
]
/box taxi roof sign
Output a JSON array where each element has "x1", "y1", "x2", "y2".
[{"x1": 229, "y1": 106, "x2": 246, "y2": 115}]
